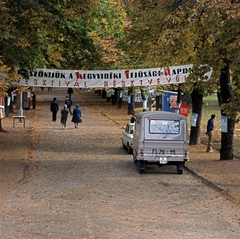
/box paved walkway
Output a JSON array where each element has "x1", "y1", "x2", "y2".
[
  {"x1": 0, "y1": 87, "x2": 240, "y2": 239},
  {"x1": 1, "y1": 87, "x2": 240, "y2": 203}
]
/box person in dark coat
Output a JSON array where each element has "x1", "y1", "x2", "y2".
[
  {"x1": 206, "y1": 114, "x2": 216, "y2": 153},
  {"x1": 71, "y1": 104, "x2": 82, "y2": 128},
  {"x1": 65, "y1": 96, "x2": 73, "y2": 115},
  {"x1": 50, "y1": 97, "x2": 59, "y2": 121},
  {"x1": 60, "y1": 104, "x2": 69, "y2": 129},
  {"x1": 31, "y1": 92, "x2": 36, "y2": 109},
  {"x1": 67, "y1": 87, "x2": 73, "y2": 100}
]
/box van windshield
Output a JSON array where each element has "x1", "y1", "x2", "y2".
[{"x1": 149, "y1": 120, "x2": 180, "y2": 134}]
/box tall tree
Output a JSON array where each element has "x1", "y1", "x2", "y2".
[
  {"x1": 219, "y1": 61, "x2": 234, "y2": 159},
  {"x1": 90, "y1": 0, "x2": 126, "y2": 69},
  {"x1": 121, "y1": 0, "x2": 240, "y2": 160},
  {"x1": 0, "y1": 0, "x2": 126, "y2": 131},
  {"x1": 121, "y1": 0, "x2": 216, "y2": 144},
  {"x1": 1, "y1": 0, "x2": 102, "y2": 72},
  {"x1": 190, "y1": 0, "x2": 240, "y2": 160}
]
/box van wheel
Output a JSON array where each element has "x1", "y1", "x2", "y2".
[
  {"x1": 139, "y1": 168, "x2": 144, "y2": 174},
  {"x1": 127, "y1": 144, "x2": 132, "y2": 154},
  {"x1": 177, "y1": 169, "x2": 183, "y2": 175},
  {"x1": 138, "y1": 160, "x2": 145, "y2": 174}
]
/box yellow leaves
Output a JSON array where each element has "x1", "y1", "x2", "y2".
[
  {"x1": 0, "y1": 79, "x2": 8, "y2": 97},
  {"x1": 101, "y1": 18, "x2": 109, "y2": 27},
  {"x1": 0, "y1": 65, "x2": 20, "y2": 90},
  {"x1": 15, "y1": 38, "x2": 30, "y2": 48},
  {"x1": 46, "y1": 45, "x2": 66, "y2": 67}
]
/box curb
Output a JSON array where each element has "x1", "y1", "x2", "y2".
[{"x1": 185, "y1": 166, "x2": 238, "y2": 203}]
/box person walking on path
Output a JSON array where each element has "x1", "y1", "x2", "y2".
[
  {"x1": 206, "y1": 114, "x2": 216, "y2": 153},
  {"x1": 60, "y1": 104, "x2": 69, "y2": 129},
  {"x1": 67, "y1": 87, "x2": 73, "y2": 100},
  {"x1": 65, "y1": 96, "x2": 73, "y2": 115},
  {"x1": 31, "y1": 92, "x2": 36, "y2": 109},
  {"x1": 50, "y1": 97, "x2": 59, "y2": 122},
  {"x1": 71, "y1": 104, "x2": 82, "y2": 129}
]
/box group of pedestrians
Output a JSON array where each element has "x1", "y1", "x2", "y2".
[{"x1": 50, "y1": 88, "x2": 82, "y2": 129}]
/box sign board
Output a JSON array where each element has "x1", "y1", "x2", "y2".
[
  {"x1": 179, "y1": 104, "x2": 190, "y2": 117},
  {"x1": 221, "y1": 115, "x2": 228, "y2": 133},
  {"x1": 190, "y1": 113, "x2": 198, "y2": 127},
  {"x1": 162, "y1": 92, "x2": 178, "y2": 113}
]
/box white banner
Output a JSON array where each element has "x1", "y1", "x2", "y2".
[{"x1": 14, "y1": 64, "x2": 195, "y2": 88}]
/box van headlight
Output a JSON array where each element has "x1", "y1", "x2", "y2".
[{"x1": 159, "y1": 157, "x2": 168, "y2": 164}]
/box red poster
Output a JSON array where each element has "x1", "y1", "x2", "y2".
[{"x1": 179, "y1": 104, "x2": 190, "y2": 117}]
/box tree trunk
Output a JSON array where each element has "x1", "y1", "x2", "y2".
[
  {"x1": 220, "y1": 120, "x2": 234, "y2": 160},
  {"x1": 127, "y1": 88, "x2": 135, "y2": 115},
  {"x1": 4, "y1": 97, "x2": 10, "y2": 117},
  {"x1": 0, "y1": 118, "x2": 2, "y2": 131},
  {"x1": 189, "y1": 88, "x2": 203, "y2": 145},
  {"x1": 111, "y1": 89, "x2": 118, "y2": 105},
  {"x1": 8, "y1": 90, "x2": 14, "y2": 114},
  {"x1": 9, "y1": 98, "x2": 14, "y2": 113},
  {"x1": 0, "y1": 118, "x2": 7, "y2": 132},
  {"x1": 141, "y1": 90, "x2": 147, "y2": 112},
  {"x1": 155, "y1": 95, "x2": 160, "y2": 110},
  {"x1": 102, "y1": 90, "x2": 106, "y2": 98},
  {"x1": 217, "y1": 92, "x2": 222, "y2": 106},
  {"x1": 128, "y1": 95, "x2": 135, "y2": 115},
  {"x1": 219, "y1": 61, "x2": 235, "y2": 160},
  {"x1": 118, "y1": 97, "x2": 122, "y2": 109}
]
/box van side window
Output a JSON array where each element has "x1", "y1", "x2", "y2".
[
  {"x1": 130, "y1": 125, "x2": 134, "y2": 134},
  {"x1": 149, "y1": 120, "x2": 180, "y2": 134}
]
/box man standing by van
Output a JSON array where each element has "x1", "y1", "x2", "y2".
[{"x1": 206, "y1": 114, "x2": 216, "y2": 153}]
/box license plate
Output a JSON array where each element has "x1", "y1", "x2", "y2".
[{"x1": 151, "y1": 149, "x2": 176, "y2": 156}]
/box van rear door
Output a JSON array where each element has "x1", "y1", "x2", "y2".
[{"x1": 142, "y1": 118, "x2": 187, "y2": 163}]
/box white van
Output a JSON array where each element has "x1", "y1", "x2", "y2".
[{"x1": 132, "y1": 111, "x2": 189, "y2": 174}]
